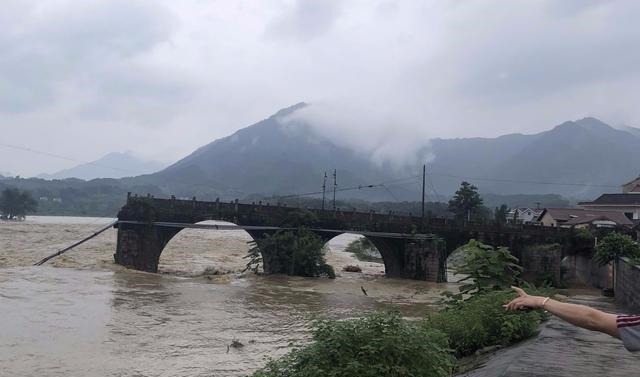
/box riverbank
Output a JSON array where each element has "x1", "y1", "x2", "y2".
[{"x1": 459, "y1": 293, "x2": 640, "y2": 376}]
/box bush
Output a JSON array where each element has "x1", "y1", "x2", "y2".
[
  {"x1": 426, "y1": 290, "x2": 544, "y2": 357},
  {"x1": 344, "y1": 237, "x2": 382, "y2": 262},
  {"x1": 244, "y1": 228, "x2": 335, "y2": 278},
  {"x1": 454, "y1": 240, "x2": 522, "y2": 296},
  {"x1": 253, "y1": 312, "x2": 454, "y2": 377}
]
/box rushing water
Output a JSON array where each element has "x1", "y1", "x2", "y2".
[{"x1": 0, "y1": 216, "x2": 459, "y2": 377}]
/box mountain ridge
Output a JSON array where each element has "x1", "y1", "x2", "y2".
[
  {"x1": 132, "y1": 104, "x2": 640, "y2": 201},
  {"x1": 39, "y1": 152, "x2": 166, "y2": 181}
]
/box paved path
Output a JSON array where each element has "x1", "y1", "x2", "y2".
[{"x1": 460, "y1": 295, "x2": 640, "y2": 377}]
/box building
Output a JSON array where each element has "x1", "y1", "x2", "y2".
[
  {"x1": 579, "y1": 175, "x2": 640, "y2": 221},
  {"x1": 622, "y1": 176, "x2": 640, "y2": 194},
  {"x1": 506, "y1": 208, "x2": 543, "y2": 224},
  {"x1": 537, "y1": 208, "x2": 634, "y2": 228}
]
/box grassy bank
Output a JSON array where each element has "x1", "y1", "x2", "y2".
[{"x1": 252, "y1": 289, "x2": 549, "y2": 377}]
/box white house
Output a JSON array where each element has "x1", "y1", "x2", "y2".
[{"x1": 506, "y1": 208, "x2": 543, "y2": 224}]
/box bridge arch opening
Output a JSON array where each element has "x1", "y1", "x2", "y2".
[
  {"x1": 323, "y1": 233, "x2": 386, "y2": 276},
  {"x1": 159, "y1": 220, "x2": 256, "y2": 276}
]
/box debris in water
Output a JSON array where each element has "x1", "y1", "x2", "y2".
[{"x1": 343, "y1": 265, "x2": 362, "y2": 273}]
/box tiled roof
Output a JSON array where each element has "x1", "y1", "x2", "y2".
[
  {"x1": 539, "y1": 207, "x2": 634, "y2": 226},
  {"x1": 579, "y1": 194, "x2": 640, "y2": 206},
  {"x1": 539, "y1": 208, "x2": 586, "y2": 222},
  {"x1": 563, "y1": 211, "x2": 634, "y2": 226}
]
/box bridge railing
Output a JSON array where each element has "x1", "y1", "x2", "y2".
[{"x1": 122, "y1": 194, "x2": 568, "y2": 236}]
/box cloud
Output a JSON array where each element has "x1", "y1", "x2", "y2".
[
  {"x1": 266, "y1": 0, "x2": 341, "y2": 42},
  {"x1": 2, "y1": 0, "x2": 640, "y2": 177}
]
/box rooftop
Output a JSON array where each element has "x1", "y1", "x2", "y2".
[{"x1": 579, "y1": 193, "x2": 640, "y2": 206}]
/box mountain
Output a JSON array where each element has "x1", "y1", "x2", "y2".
[
  {"x1": 133, "y1": 105, "x2": 640, "y2": 202},
  {"x1": 622, "y1": 125, "x2": 640, "y2": 138},
  {"x1": 39, "y1": 152, "x2": 166, "y2": 180},
  {"x1": 142, "y1": 103, "x2": 408, "y2": 201},
  {"x1": 427, "y1": 117, "x2": 640, "y2": 198}
]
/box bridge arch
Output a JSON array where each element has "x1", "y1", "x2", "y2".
[
  {"x1": 322, "y1": 233, "x2": 385, "y2": 275},
  {"x1": 159, "y1": 220, "x2": 258, "y2": 275}
]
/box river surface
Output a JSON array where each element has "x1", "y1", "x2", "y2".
[{"x1": 0, "y1": 216, "x2": 460, "y2": 377}]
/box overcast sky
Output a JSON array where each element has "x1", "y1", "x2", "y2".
[{"x1": 2, "y1": 0, "x2": 640, "y2": 176}]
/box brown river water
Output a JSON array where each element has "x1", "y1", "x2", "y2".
[{"x1": 0, "y1": 216, "x2": 460, "y2": 377}]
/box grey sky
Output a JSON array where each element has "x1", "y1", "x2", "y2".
[{"x1": 2, "y1": 0, "x2": 640, "y2": 176}]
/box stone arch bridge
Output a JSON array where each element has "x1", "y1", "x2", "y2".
[{"x1": 114, "y1": 195, "x2": 573, "y2": 282}]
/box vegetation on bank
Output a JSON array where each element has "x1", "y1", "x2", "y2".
[
  {"x1": 252, "y1": 240, "x2": 551, "y2": 377},
  {"x1": 253, "y1": 312, "x2": 454, "y2": 377},
  {"x1": 244, "y1": 228, "x2": 335, "y2": 278},
  {"x1": 343, "y1": 237, "x2": 382, "y2": 262},
  {"x1": 0, "y1": 187, "x2": 37, "y2": 220}
]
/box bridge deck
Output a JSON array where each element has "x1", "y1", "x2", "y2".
[{"x1": 117, "y1": 220, "x2": 439, "y2": 240}]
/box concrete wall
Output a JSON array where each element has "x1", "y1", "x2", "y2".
[
  {"x1": 562, "y1": 252, "x2": 611, "y2": 289},
  {"x1": 616, "y1": 258, "x2": 640, "y2": 312},
  {"x1": 519, "y1": 244, "x2": 562, "y2": 286}
]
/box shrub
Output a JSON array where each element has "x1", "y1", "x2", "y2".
[
  {"x1": 344, "y1": 237, "x2": 382, "y2": 262},
  {"x1": 454, "y1": 240, "x2": 522, "y2": 296},
  {"x1": 244, "y1": 228, "x2": 335, "y2": 278},
  {"x1": 573, "y1": 227, "x2": 593, "y2": 241},
  {"x1": 426, "y1": 290, "x2": 544, "y2": 357},
  {"x1": 252, "y1": 311, "x2": 454, "y2": 377}
]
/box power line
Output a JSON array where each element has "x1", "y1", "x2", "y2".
[{"x1": 274, "y1": 174, "x2": 421, "y2": 200}]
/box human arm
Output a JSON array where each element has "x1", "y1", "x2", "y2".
[{"x1": 503, "y1": 287, "x2": 620, "y2": 338}]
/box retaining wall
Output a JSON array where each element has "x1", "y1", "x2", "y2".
[{"x1": 616, "y1": 257, "x2": 640, "y2": 312}]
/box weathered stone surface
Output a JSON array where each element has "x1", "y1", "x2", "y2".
[
  {"x1": 114, "y1": 196, "x2": 571, "y2": 281},
  {"x1": 519, "y1": 243, "x2": 562, "y2": 286},
  {"x1": 616, "y1": 258, "x2": 640, "y2": 312}
]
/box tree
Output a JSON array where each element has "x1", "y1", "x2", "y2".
[
  {"x1": 594, "y1": 233, "x2": 640, "y2": 291},
  {"x1": 0, "y1": 188, "x2": 37, "y2": 220},
  {"x1": 448, "y1": 181, "x2": 483, "y2": 222},
  {"x1": 494, "y1": 204, "x2": 509, "y2": 225},
  {"x1": 244, "y1": 228, "x2": 335, "y2": 278}
]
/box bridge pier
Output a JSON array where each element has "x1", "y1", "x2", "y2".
[
  {"x1": 368, "y1": 236, "x2": 446, "y2": 282},
  {"x1": 114, "y1": 223, "x2": 183, "y2": 273}
]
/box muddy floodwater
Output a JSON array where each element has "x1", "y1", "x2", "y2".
[{"x1": 0, "y1": 216, "x2": 460, "y2": 377}]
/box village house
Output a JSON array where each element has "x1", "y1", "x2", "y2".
[
  {"x1": 579, "y1": 175, "x2": 640, "y2": 221},
  {"x1": 537, "y1": 208, "x2": 634, "y2": 228},
  {"x1": 506, "y1": 208, "x2": 543, "y2": 224}
]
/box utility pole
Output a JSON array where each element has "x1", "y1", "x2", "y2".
[
  {"x1": 322, "y1": 172, "x2": 327, "y2": 211},
  {"x1": 421, "y1": 164, "x2": 426, "y2": 231},
  {"x1": 333, "y1": 169, "x2": 337, "y2": 211}
]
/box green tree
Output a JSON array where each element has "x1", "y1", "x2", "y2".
[
  {"x1": 594, "y1": 233, "x2": 640, "y2": 290},
  {"x1": 244, "y1": 228, "x2": 335, "y2": 278},
  {"x1": 494, "y1": 204, "x2": 509, "y2": 225},
  {"x1": 0, "y1": 188, "x2": 37, "y2": 220},
  {"x1": 448, "y1": 181, "x2": 484, "y2": 222},
  {"x1": 594, "y1": 232, "x2": 640, "y2": 266}
]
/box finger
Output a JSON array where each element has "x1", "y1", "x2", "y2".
[{"x1": 511, "y1": 286, "x2": 527, "y2": 297}]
